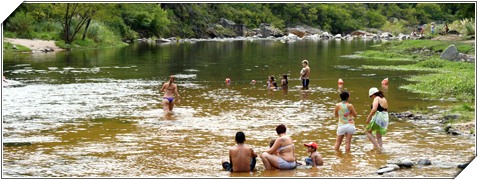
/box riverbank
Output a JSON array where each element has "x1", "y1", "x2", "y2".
[
  {"x1": 4, "y1": 38, "x2": 61, "y2": 53},
  {"x1": 355, "y1": 38, "x2": 475, "y2": 136}
]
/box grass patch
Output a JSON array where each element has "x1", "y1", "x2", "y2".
[
  {"x1": 381, "y1": 40, "x2": 475, "y2": 55},
  {"x1": 3, "y1": 42, "x2": 31, "y2": 53},
  {"x1": 358, "y1": 50, "x2": 419, "y2": 61},
  {"x1": 400, "y1": 67, "x2": 474, "y2": 101}
]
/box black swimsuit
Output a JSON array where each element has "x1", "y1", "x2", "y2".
[{"x1": 371, "y1": 103, "x2": 388, "y2": 112}]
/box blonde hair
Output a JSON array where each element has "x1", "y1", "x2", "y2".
[
  {"x1": 302, "y1": 60, "x2": 308, "y2": 65},
  {"x1": 168, "y1": 75, "x2": 174, "y2": 87}
]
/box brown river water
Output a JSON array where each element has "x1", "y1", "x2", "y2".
[{"x1": 2, "y1": 39, "x2": 475, "y2": 177}]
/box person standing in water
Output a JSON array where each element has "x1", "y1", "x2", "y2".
[
  {"x1": 365, "y1": 87, "x2": 389, "y2": 150},
  {"x1": 300, "y1": 60, "x2": 310, "y2": 89},
  {"x1": 333, "y1": 91, "x2": 357, "y2": 152},
  {"x1": 160, "y1": 75, "x2": 180, "y2": 114}
]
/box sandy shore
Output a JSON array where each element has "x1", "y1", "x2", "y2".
[{"x1": 4, "y1": 38, "x2": 62, "y2": 52}]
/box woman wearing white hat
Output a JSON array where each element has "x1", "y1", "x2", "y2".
[{"x1": 365, "y1": 87, "x2": 389, "y2": 150}]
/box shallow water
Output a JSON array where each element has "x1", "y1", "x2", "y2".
[{"x1": 2, "y1": 39, "x2": 475, "y2": 177}]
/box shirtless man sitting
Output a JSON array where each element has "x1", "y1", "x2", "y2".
[{"x1": 222, "y1": 132, "x2": 258, "y2": 172}]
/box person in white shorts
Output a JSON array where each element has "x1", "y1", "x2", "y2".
[{"x1": 333, "y1": 91, "x2": 358, "y2": 152}]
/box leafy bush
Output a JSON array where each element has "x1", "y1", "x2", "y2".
[
  {"x1": 381, "y1": 19, "x2": 408, "y2": 36},
  {"x1": 3, "y1": 31, "x2": 17, "y2": 38},
  {"x1": 86, "y1": 21, "x2": 124, "y2": 46},
  {"x1": 449, "y1": 18, "x2": 475, "y2": 36},
  {"x1": 5, "y1": 11, "x2": 35, "y2": 38}
]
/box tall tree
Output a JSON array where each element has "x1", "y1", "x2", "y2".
[{"x1": 53, "y1": 3, "x2": 97, "y2": 44}]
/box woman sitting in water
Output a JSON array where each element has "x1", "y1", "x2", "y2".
[
  {"x1": 260, "y1": 124, "x2": 297, "y2": 170},
  {"x1": 160, "y1": 75, "x2": 180, "y2": 114}
]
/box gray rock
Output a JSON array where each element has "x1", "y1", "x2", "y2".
[
  {"x1": 417, "y1": 159, "x2": 432, "y2": 165},
  {"x1": 440, "y1": 45, "x2": 460, "y2": 61},
  {"x1": 457, "y1": 163, "x2": 469, "y2": 169},
  {"x1": 445, "y1": 114, "x2": 460, "y2": 120},
  {"x1": 377, "y1": 167, "x2": 395, "y2": 175},
  {"x1": 397, "y1": 159, "x2": 414, "y2": 168},
  {"x1": 380, "y1": 164, "x2": 400, "y2": 170},
  {"x1": 260, "y1": 23, "x2": 284, "y2": 38},
  {"x1": 450, "y1": 130, "x2": 461, "y2": 136}
]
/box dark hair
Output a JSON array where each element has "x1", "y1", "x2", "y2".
[
  {"x1": 269, "y1": 138, "x2": 276, "y2": 148},
  {"x1": 282, "y1": 74, "x2": 288, "y2": 85},
  {"x1": 235, "y1": 132, "x2": 246, "y2": 144},
  {"x1": 276, "y1": 124, "x2": 286, "y2": 135},
  {"x1": 270, "y1": 76, "x2": 275, "y2": 81},
  {"x1": 340, "y1": 91, "x2": 350, "y2": 101},
  {"x1": 373, "y1": 90, "x2": 385, "y2": 98}
]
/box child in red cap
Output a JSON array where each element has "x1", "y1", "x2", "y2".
[{"x1": 304, "y1": 142, "x2": 324, "y2": 167}]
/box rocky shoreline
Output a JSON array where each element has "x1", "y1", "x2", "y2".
[{"x1": 390, "y1": 110, "x2": 475, "y2": 137}]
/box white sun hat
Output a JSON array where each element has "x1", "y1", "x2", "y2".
[{"x1": 368, "y1": 87, "x2": 379, "y2": 97}]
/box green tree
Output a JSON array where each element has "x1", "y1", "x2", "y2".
[
  {"x1": 5, "y1": 11, "x2": 35, "y2": 38},
  {"x1": 51, "y1": 3, "x2": 98, "y2": 44}
]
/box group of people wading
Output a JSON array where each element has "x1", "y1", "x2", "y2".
[{"x1": 159, "y1": 60, "x2": 389, "y2": 172}]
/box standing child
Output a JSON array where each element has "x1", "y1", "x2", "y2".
[
  {"x1": 333, "y1": 91, "x2": 357, "y2": 152},
  {"x1": 304, "y1": 142, "x2": 324, "y2": 167}
]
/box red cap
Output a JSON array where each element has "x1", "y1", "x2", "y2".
[{"x1": 304, "y1": 142, "x2": 318, "y2": 149}]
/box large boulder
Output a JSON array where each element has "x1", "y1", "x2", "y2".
[
  {"x1": 440, "y1": 45, "x2": 460, "y2": 61},
  {"x1": 320, "y1": 32, "x2": 333, "y2": 39},
  {"x1": 260, "y1": 23, "x2": 284, "y2": 38},
  {"x1": 285, "y1": 26, "x2": 322, "y2": 38},
  {"x1": 350, "y1": 30, "x2": 372, "y2": 37}
]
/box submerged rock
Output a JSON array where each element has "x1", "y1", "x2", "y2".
[
  {"x1": 417, "y1": 159, "x2": 432, "y2": 166},
  {"x1": 387, "y1": 158, "x2": 415, "y2": 169}
]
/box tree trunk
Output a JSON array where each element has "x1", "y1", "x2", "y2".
[
  {"x1": 64, "y1": 4, "x2": 71, "y2": 44},
  {"x1": 82, "y1": 18, "x2": 92, "y2": 40}
]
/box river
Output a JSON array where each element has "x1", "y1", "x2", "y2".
[{"x1": 2, "y1": 39, "x2": 475, "y2": 177}]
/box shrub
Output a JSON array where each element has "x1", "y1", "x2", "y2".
[
  {"x1": 449, "y1": 18, "x2": 475, "y2": 36},
  {"x1": 5, "y1": 12, "x2": 35, "y2": 39},
  {"x1": 86, "y1": 21, "x2": 124, "y2": 46}
]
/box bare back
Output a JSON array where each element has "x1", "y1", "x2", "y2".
[
  {"x1": 269, "y1": 135, "x2": 295, "y2": 162},
  {"x1": 229, "y1": 145, "x2": 256, "y2": 172}
]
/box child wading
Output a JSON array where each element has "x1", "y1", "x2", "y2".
[
  {"x1": 303, "y1": 142, "x2": 324, "y2": 167},
  {"x1": 333, "y1": 91, "x2": 357, "y2": 152}
]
